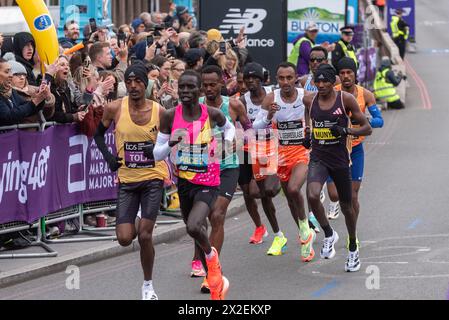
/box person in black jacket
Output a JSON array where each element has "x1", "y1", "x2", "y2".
[
  {"x1": 0, "y1": 58, "x2": 48, "y2": 127},
  {"x1": 13, "y1": 32, "x2": 37, "y2": 86},
  {"x1": 49, "y1": 55, "x2": 85, "y2": 123}
]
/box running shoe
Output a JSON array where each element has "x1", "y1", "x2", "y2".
[
  {"x1": 308, "y1": 213, "x2": 321, "y2": 234},
  {"x1": 345, "y1": 249, "x2": 361, "y2": 272},
  {"x1": 320, "y1": 189, "x2": 326, "y2": 203},
  {"x1": 191, "y1": 260, "x2": 206, "y2": 277},
  {"x1": 320, "y1": 230, "x2": 339, "y2": 259},
  {"x1": 266, "y1": 235, "x2": 288, "y2": 256},
  {"x1": 300, "y1": 229, "x2": 316, "y2": 262},
  {"x1": 142, "y1": 286, "x2": 158, "y2": 300},
  {"x1": 201, "y1": 277, "x2": 210, "y2": 294},
  {"x1": 210, "y1": 276, "x2": 229, "y2": 300},
  {"x1": 206, "y1": 247, "x2": 225, "y2": 300},
  {"x1": 328, "y1": 201, "x2": 340, "y2": 220},
  {"x1": 249, "y1": 225, "x2": 268, "y2": 244}
]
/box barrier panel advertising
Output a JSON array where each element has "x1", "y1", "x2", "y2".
[{"x1": 0, "y1": 125, "x2": 117, "y2": 224}]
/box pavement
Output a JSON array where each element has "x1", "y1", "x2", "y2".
[{"x1": 0, "y1": 196, "x2": 246, "y2": 289}]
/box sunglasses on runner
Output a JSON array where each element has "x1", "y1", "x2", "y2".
[{"x1": 310, "y1": 57, "x2": 326, "y2": 63}]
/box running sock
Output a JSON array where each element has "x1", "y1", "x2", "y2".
[
  {"x1": 205, "y1": 249, "x2": 215, "y2": 261},
  {"x1": 299, "y1": 219, "x2": 311, "y2": 240},
  {"x1": 349, "y1": 237, "x2": 358, "y2": 252},
  {"x1": 322, "y1": 225, "x2": 334, "y2": 238},
  {"x1": 274, "y1": 231, "x2": 284, "y2": 238},
  {"x1": 143, "y1": 280, "x2": 153, "y2": 290},
  {"x1": 329, "y1": 201, "x2": 339, "y2": 208}
]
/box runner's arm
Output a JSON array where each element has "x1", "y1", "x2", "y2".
[
  {"x1": 94, "y1": 100, "x2": 122, "y2": 171},
  {"x1": 343, "y1": 92, "x2": 372, "y2": 137},
  {"x1": 230, "y1": 98, "x2": 252, "y2": 130},
  {"x1": 253, "y1": 92, "x2": 274, "y2": 129},
  {"x1": 153, "y1": 108, "x2": 175, "y2": 161},
  {"x1": 210, "y1": 107, "x2": 236, "y2": 142},
  {"x1": 364, "y1": 89, "x2": 384, "y2": 128}
]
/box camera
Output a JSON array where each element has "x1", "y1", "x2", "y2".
[{"x1": 219, "y1": 41, "x2": 227, "y2": 54}]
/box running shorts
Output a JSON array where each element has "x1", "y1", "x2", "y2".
[
  {"x1": 177, "y1": 178, "x2": 219, "y2": 222},
  {"x1": 219, "y1": 168, "x2": 240, "y2": 201},
  {"x1": 116, "y1": 180, "x2": 164, "y2": 224},
  {"x1": 277, "y1": 145, "x2": 310, "y2": 182},
  {"x1": 327, "y1": 143, "x2": 364, "y2": 183}
]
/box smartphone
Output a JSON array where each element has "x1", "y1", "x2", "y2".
[
  {"x1": 219, "y1": 41, "x2": 227, "y2": 54},
  {"x1": 82, "y1": 92, "x2": 94, "y2": 107},
  {"x1": 83, "y1": 57, "x2": 91, "y2": 68},
  {"x1": 167, "y1": 47, "x2": 176, "y2": 57},
  {"x1": 118, "y1": 32, "x2": 126, "y2": 47},
  {"x1": 89, "y1": 18, "x2": 97, "y2": 33},
  {"x1": 146, "y1": 35, "x2": 154, "y2": 47}
]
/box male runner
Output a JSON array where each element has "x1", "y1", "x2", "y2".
[
  {"x1": 325, "y1": 57, "x2": 383, "y2": 230},
  {"x1": 153, "y1": 70, "x2": 235, "y2": 300},
  {"x1": 253, "y1": 62, "x2": 315, "y2": 262},
  {"x1": 94, "y1": 63, "x2": 169, "y2": 300},
  {"x1": 239, "y1": 62, "x2": 283, "y2": 252},
  {"x1": 303, "y1": 64, "x2": 372, "y2": 272}
]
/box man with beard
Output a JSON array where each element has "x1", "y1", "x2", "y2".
[
  {"x1": 60, "y1": 21, "x2": 81, "y2": 49},
  {"x1": 94, "y1": 64, "x2": 169, "y2": 299}
]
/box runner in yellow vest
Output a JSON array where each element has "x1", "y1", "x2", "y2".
[{"x1": 332, "y1": 26, "x2": 358, "y2": 69}]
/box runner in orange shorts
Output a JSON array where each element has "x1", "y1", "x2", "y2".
[{"x1": 253, "y1": 62, "x2": 316, "y2": 261}]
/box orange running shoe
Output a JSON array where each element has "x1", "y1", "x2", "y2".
[
  {"x1": 249, "y1": 224, "x2": 269, "y2": 244},
  {"x1": 206, "y1": 247, "x2": 227, "y2": 300},
  {"x1": 210, "y1": 276, "x2": 229, "y2": 300}
]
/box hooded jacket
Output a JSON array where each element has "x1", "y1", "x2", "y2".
[{"x1": 13, "y1": 32, "x2": 37, "y2": 86}]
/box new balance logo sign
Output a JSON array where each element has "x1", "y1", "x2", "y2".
[
  {"x1": 219, "y1": 8, "x2": 267, "y2": 35},
  {"x1": 332, "y1": 108, "x2": 343, "y2": 115}
]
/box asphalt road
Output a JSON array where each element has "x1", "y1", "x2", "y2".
[{"x1": 1, "y1": 0, "x2": 449, "y2": 300}]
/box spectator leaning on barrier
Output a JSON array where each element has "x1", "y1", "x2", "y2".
[
  {"x1": 0, "y1": 57, "x2": 49, "y2": 127},
  {"x1": 332, "y1": 25, "x2": 358, "y2": 70},
  {"x1": 13, "y1": 32, "x2": 37, "y2": 86},
  {"x1": 288, "y1": 22, "x2": 318, "y2": 77},
  {"x1": 7, "y1": 56, "x2": 55, "y2": 128},
  {"x1": 373, "y1": 56, "x2": 405, "y2": 110},
  {"x1": 50, "y1": 55, "x2": 85, "y2": 123}
]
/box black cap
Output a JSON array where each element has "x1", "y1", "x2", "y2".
[
  {"x1": 243, "y1": 62, "x2": 265, "y2": 80},
  {"x1": 176, "y1": 6, "x2": 189, "y2": 17},
  {"x1": 336, "y1": 57, "x2": 357, "y2": 75},
  {"x1": 340, "y1": 25, "x2": 355, "y2": 32},
  {"x1": 125, "y1": 63, "x2": 149, "y2": 88}
]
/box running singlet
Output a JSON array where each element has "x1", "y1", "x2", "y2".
[
  {"x1": 199, "y1": 96, "x2": 239, "y2": 170},
  {"x1": 115, "y1": 97, "x2": 169, "y2": 183},
  {"x1": 304, "y1": 73, "x2": 318, "y2": 92},
  {"x1": 171, "y1": 104, "x2": 220, "y2": 187},
  {"x1": 310, "y1": 91, "x2": 351, "y2": 169},
  {"x1": 272, "y1": 87, "x2": 307, "y2": 147},
  {"x1": 335, "y1": 84, "x2": 366, "y2": 147}
]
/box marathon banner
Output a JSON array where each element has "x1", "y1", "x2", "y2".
[
  {"x1": 199, "y1": 0, "x2": 287, "y2": 80},
  {"x1": 287, "y1": 0, "x2": 347, "y2": 55},
  {"x1": 0, "y1": 125, "x2": 117, "y2": 225},
  {"x1": 387, "y1": 0, "x2": 416, "y2": 41}
]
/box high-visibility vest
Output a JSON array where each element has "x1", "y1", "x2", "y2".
[
  {"x1": 390, "y1": 16, "x2": 409, "y2": 40},
  {"x1": 338, "y1": 40, "x2": 358, "y2": 68},
  {"x1": 373, "y1": 68, "x2": 400, "y2": 103},
  {"x1": 288, "y1": 36, "x2": 313, "y2": 66}
]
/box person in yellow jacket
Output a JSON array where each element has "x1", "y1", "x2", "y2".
[
  {"x1": 390, "y1": 8, "x2": 409, "y2": 59},
  {"x1": 287, "y1": 23, "x2": 318, "y2": 77},
  {"x1": 373, "y1": 57, "x2": 406, "y2": 109},
  {"x1": 332, "y1": 25, "x2": 358, "y2": 69}
]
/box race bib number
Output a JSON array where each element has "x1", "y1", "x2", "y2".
[
  {"x1": 176, "y1": 143, "x2": 209, "y2": 173},
  {"x1": 124, "y1": 141, "x2": 155, "y2": 168},
  {"x1": 277, "y1": 120, "x2": 304, "y2": 145}
]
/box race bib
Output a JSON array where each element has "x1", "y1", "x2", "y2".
[
  {"x1": 277, "y1": 120, "x2": 304, "y2": 146},
  {"x1": 124, "y1": 141, "x2": 155, "y2": 169},
  {"x1": 176, "y1": 142, "x2": 209, "y2": 173},
  {"x1": 313, "y1": 128, "x2": 339, "y2": 145}
]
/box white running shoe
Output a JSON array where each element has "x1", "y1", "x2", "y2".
[
  {"x1": 320, "y1": 230, "x2": 339, "y2": 259},
  {"x1": 320, "y1": 190, "x2": 326, "y2": 204},
  {"x1": 142, "y1": 286, "x2": 158, "y2": 300},
  {"x1": 327, "y1": 201, "x2": 340, "y2": 220},
  {"x1": 345, "y1": 249, "x2": 361, "y2": 272}
]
